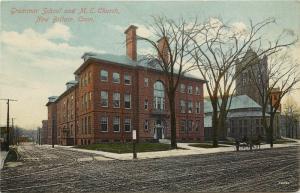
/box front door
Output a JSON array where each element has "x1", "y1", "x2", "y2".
[
  {"x1": 155, "y1": 120, "x2": 163, "y2": 139},
  {"x1": 157, "y1": 127, "x2": 162, "y2": 139}
]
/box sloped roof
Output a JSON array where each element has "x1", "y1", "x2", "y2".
[
  {"x1": 78, "y1": 52, "x2": 203, "y2": 81},
  {"x1": 82, "y1": 52, "x2": 136, "y2": 67},
  {"x1": 204, "y1": 95, "x2": 261, "y2": 113}
]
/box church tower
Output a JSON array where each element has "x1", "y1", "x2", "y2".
[{"x1": 235, "y1": 49, "x2": 268, "y2": 106}]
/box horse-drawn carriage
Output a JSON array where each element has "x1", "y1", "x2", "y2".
[{"x1": 230, "y1": 135, "x2": 263, "y2": 151}]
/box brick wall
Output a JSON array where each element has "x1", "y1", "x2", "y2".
[{"x1": 72, "y1": 60, "x2": 205, "y2": 144}]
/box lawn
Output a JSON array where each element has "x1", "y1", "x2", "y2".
[
  {"x1": 273, "y1": 138, "x2": 298, "y2": 144},
  {"x1": 74, "y1": 143, "x2": 175, "y2": 154},
  {"x1": 189, "y1": 143, "x2": 228, "y2": 148},
  {"x1": 203, "y1": 141, "x2": 236, "y2": 145},
  {"x1": 5, "y1": 148, "x2": 19, "y2": 162}
]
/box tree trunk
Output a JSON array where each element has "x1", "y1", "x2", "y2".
[
  {"x1": 269, "y1": 114, "x2": 275, "y2": 148},
  {"x1": 211, "y1": 101, "x2": 219, "y2": 147},
  {"x1": 218, "y1": 109, "x2": 227, "y2": 141},
  {"x1": 169, "y1": 92, "x2": 177, "y2": 149}
]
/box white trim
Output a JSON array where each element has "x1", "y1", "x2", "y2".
[
  {"x1": 112, "y1": 72, "x2": 120, "y2": 84},
  {"x1": 124, "y1": 73, "x2": 132, "y2": 85},
  {"x1": 100, "y1": 70, "x2": 108, "y2": 82},
  {"x1": 100, "y1": 117, "x2": 108, "y2": 132},
  {"x1": 113, "y1": 117, "x2": 120, "y2": 132},
  {"x1": 124, "y1": 118, "x2": 131, "y2": 132}
]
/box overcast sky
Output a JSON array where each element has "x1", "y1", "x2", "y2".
[{"x1": 1, "y1": 1, "x2": 299, "y2": 129}]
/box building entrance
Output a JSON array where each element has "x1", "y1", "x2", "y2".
[{"x1": 155, "y1": 120, "x2": 164, "y2": 139}]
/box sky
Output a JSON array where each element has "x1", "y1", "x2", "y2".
[{"x1": 0, "y1": 1, "x2": 300, "y2": 129}]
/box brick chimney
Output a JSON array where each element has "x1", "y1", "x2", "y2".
[
  {"x1": 124, "y1": 25, "x2": 138, "y2": 61},
  {"x1": 157, "y1": 37, "x2": 169, "y2": 63}
]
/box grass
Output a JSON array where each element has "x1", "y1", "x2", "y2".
[
  {"x1": 203, "y1": 141, "x2": 235, "y2": 145},
  {"x1": 219, "y1": 141, "x2": 236, "y2": 145},
  {"x1": 74, "y1": 143, "x2": 176, "y2": 154},
  {"x1": 273, "y1": 138, "x2": 298, "y2": 144},
  {"x1": 189, "y1": 143, "x2": 228, "y2": 148},
  {"x1": 5, "y1": 148, "x2": 19, "y2": 162}
]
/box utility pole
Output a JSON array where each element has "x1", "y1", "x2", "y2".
[
  {"x1": 52, "y1": 119, "x2": 55, "y2": 148},
  {"x1": 0, "y1": 99, "x2": 17, "y2": 151},
  {"x1": 11, "y1": 118, "x2": 15, "y2": 145},
  {"x1": 38, "y1": 127, "x2": 41, "y2": 145},
  {"x1": 36, "y1": 128, "x2": 39, "y2": 145}
]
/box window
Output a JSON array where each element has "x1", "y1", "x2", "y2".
[
  {"x1": 180, "y1": 84, "x2": 185, "y2": 93},
  {"x1": 113, "y1": 117, "x2": 120, "y2": 132},
  {"x1": 85, "y1": 117, "x2": 88, "y2": 134},
  {"x1": 187, "y1": 85, "x2": 193, "y2": 94},
  {"x1": 188, "y1": 100, "x2": 193, "y2": 113},
  {"x1": 144, "y1": 120, "x2": 149, "y2": 130},
  {"x1": 81, "y1": 118, "x2": 84, "y2": 134},
  {"x1": 144, "y1": 78, "x2": 149, "y2": 87},
  {"x1": 124, "y1": 118, "x2": 131, "y2": 132},
  {"x1": 195, "y1": 102, "x2": 201, "y2": 114},
  {"x1": 100, "y1": 117, "x2": 108, "y2": 132},
  {"x1": 195, "y1": 120, "x2": 200, "y2": 131},
  {"x1": 88, "y1": 116, "x2": 91, "y2": 134},
  {"x1": 88, "y1": 72, "x2": 91, "y2": 84},
  {"x1": 195, "y1": 86, "x2": 200, "y2": 95},
  {"x1": 258, "y1": 74, "x2": 261, "y2": 84},
  {"x1": 101, "y1": 91, "x2": 108, "y2": 107},
  {"x1": 124, "y1": 93, "x2": 131, "y2": 109},
  {"x1": 239, "y1": 120, "x2": 243, "y2": 128},
  {"x1": 112, "y1": 72, "x2": 120, "y2": 83},
  {"x1": 242, "y1": 73, "x2": 247, "y2": 86},
  {"x1": 187, "y1": 120, "x2": 193, "y2": 131},
  {"x1": 180, "y1": 100, "x2": 186, "y2": 113},
  {"x1": 180, "y1": 120, "x2": 186, "y2": 132},
  {"x1": 100, "y1": 70, "x2": 108, "y2": 82},
  {"x1": 124, "y1": 74, "x2": 131, "y2": 85},
  {"x1": 144, "y1": 99, "x2": 148, "y2": 110},
  {"x1": 113, "y1": 92, "x2": 120, "y2": 108},
  {"x1": 154, "y1": 81, "x2": 165, "y2": 110},
  {"x1": 84, "y1": 74, "x2": 87, "y2": 86},
  {"x1": 256, "y1": 119, "x2": 259, "y2": 125},
  {"x1": 81, "y1": 96, "x2": 84, "y2": 109},
  {"x1": 84, "y1": 93, "x2": 88, "y2": 109},
  {"x1": 244, "y1": 120, "x2": 248, "y2": 127}
]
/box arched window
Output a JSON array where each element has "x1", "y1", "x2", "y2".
[{"x1": 153, "y1": 81, "x2": 165, "y2": 110}]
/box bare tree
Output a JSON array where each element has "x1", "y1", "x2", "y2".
[
  {"x1": 189, "y1": 17, "x2": 296, "y2": 147},
  {"x1": 283, "y1": 96, "x2": 300, "y2": 138},
  {"x1": 249, "y1": 51, "x2": 300, "y2": 147},
  {"x1": 138, "y1": 16, "x2": 198, "y2": 149}
]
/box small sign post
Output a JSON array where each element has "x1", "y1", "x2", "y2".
[{"x1": 132, "y1": 130, "x2": 137, "y2": 159}]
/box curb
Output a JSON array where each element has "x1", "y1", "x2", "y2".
[{"x1": 0, "y1": 151, "x2": 8, "y2": 170}]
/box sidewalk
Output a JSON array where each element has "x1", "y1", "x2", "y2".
[
  {"x1": 52, "y1": 141, "x2": 300, "y2": 161},
  {"x1": 0, "y1": 151, "x2": 8, "y2": 169}
]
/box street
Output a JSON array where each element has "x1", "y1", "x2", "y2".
[{"x1": 0, "y1": 144, "x2": 299, "y2": 192}]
